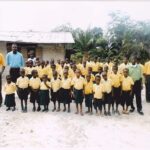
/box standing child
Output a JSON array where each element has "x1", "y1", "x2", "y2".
[
  {"x1": 39, "y1": 75, "x2": 51, "y2": 112},
  {"x1": 51, "y1": 71, "x2": 61, "y2": 112},
  {"x1": 109, "y1": 65, "x2": 122, "y2": 115},
  {"x1": 29, "y1": 70, "x2": 41, "y2": 112},
  {"x1": 84, "y1": 74, "x2": 93, "y2": 114},
  {"x1": 102, "y1": 71, "x2": 112, "y2": 116},
  {"x1": 121, "y1": 68, "x2": 134, "y2": 114},
  {"x1": 4, "y1": 75, "x2": 16, "y2": 111},
  {"x1": 72, "y1": 69, "x2": 85, "y2": 116},
  {"x1": 59, "y1": 70, "x2": 72, "y2": 112},
  {"x1": 16, "y1": 69, "x2": 29, "y2": 112},
  {"x1": 93, "y1": 75, "x2": 104, "y2": 116}
]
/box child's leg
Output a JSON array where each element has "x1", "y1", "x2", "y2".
[
  {"x1": 24, "y1": 99, "x2": 27, "y2": 112},
  {"x1": 80, "y1": 103, "x2": 84, "y2": 116},
  {"x1": 21, "y1": 99, "x2": 24, "y2": 111},
  {"x1": 6, "y1": 107, "x2": 10, "y2": 111},
  {"x1": 52, "y1": 101, "x2": 56, "y2": 112},
  {"x1": 75, "y1": 103, "x2": 79, "y2": 114},
  {"x1": 57, "y1": 102, "x2": 60, "y2": 111},
  {"x1": 63, "y1": 103, "x2": 66, "y2": 112},
  {"x1": 68, "y1": 103, "x2": 70, "y2": 113},
  {"x1": 33, "y1": 102, "x2": 36, "y2": 111},
  {"x1": 12, "y1": 106, "x2": 16, "y2": 111},
  {"x1": 42, "y1": 105, "x2": 46, "y2": 112},
  {"x1": 103, "y1": 103, "x2": 107, "y2": 116}
]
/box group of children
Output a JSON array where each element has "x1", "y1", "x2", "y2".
[{"x1": 3, "y1": 57, "x2": 137, "y2": 116}]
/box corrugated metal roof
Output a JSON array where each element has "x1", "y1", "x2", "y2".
[{"x1": 0, "y1": 31, "x2": 74, "y2": 44}]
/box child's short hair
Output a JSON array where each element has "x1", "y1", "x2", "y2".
[{"x1": 6, "y1": 75, "x2": 11, "y2": 79}]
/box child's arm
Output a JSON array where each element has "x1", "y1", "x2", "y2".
[{"x1": 44, "y1": 81, "x2": 51, "y2": 89}]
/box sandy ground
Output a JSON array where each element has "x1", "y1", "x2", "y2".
[{"x1": 0, "y1": 86, "x2": 150, "y2": 150}]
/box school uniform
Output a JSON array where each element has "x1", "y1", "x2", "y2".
[
  {"x1": 16, "y1": 76, "x2": 29, "y2": 100},
  {"x1": 72, "y1": 76, "x2": 85, "y2": 104},
  {"x1": 24, "y1": 67, "x2": 34, "y2": 79},
  {"x1": 144, "y1": 61, "x2": 150, "y2": 102},
  {"x1": 109, "y1": 73, "x2": 122, "y2": 105},
  {"x1": 4, "y1": 82, "x2": 16, "y2": 107},
  {"x1": 101, "y1": 79, "x2": 112, "y2": 104},
  {"x1": 118, "y1": 63, "x2": 130, "y2": 74},
  {"x1": 51, "y1": 78, "x2": 61, "y2": 103},
  {"x1": 39, "y1": 81, "x2": 51, "y2": 106},
  {"x1": 60, "y1": 77, "x2": 72, "y2": 104},
  {"x1": 121, "y1": 76, "x2": 134, "y2": 107},
  {"x1": 92, "y1": 62, "x2": 100, "y2": 75},
  {"x1": 93, "y1": 83, "x2": 103, "y2": 110},
  {"x1": 29, "y1": 77, "x2": 41, "y2": 104},
  {"x1": 38, "y1": 66, "x2": 48, "y2": 79},
  {"x1": 84, "y1": 81, "x2": 93, "y2": 108}
]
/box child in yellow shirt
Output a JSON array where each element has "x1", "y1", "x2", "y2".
[
  {"x1": 102, "y1": 71, "x2": 112, "y2": 116},
  {"x1": 109, "y1": 65, "x2": 122, "y2": 115},
  {"x1": 4, "y1": 75, "x2": 16, "y2": 111},
  {"x1": 93, "y1": 75, "x2": 104, "y2": 116},
  {"x1": 16, "y1": 69, "x2": 29, "y2": 112},
  {"x1": 29, "y1": 70, "x2": 41, "y2": 112},
  {"x1": 59, "y1": 70, "x2": 72, "y2": 112},
  {"x1": 51, "y1": 71, "x2": 61, "y2": 112},
  {"x1": 84, "y1": 74, "x2": 93, "y2": 114},
  {"x1": 39, "y1": 75, "x2": 51, "y2": 112},
  {"x1": 121, "y1": 68, "x2": 134, "y2": 114},
  {"x1": 72, "y1": 69, "x2": 85, "y2": 116}
]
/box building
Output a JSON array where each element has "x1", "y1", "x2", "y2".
[{"x1": 0, "y1": 31, "x2": 75, "y2": 61}]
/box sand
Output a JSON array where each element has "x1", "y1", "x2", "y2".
[{"x1": 0, "y1": 87, "x2": 150, "y2": 150}]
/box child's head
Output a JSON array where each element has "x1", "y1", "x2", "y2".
[
  {"x1": 95, "y1": 75, "x2": 101, "y2": 85},
  {"x1": 26, "y1": 61, "x2": 29, "y2": 67},
  {"x1": 102, "y1": 71, "x2": 107, "y2": 80},
  {"x1": 61, "y1": 60, "x2": 65, "y2": 67},
  {"x1": 123, "y1": 56, "x2": 129, "y2": 64},
  {"x1": 32, "y1": 70, "x2": 38, "y2": 78},
  {"x1": 6, "y1": 75, "x2": 11, "y2": 83},
  {"x1": 72, "y1": 64, "x2": 77, "y2": 72},
  {"x1": 63, "y1": 69, "x2": 68, "y2": 78},
  {"x1": 103, "y1": 65, "x2": 108, "y2": 72},
  {"x1": 57, "y1": 59, "x2": 60, "y2": 64},
  {"x1": 64, "y1": 66, "x2": 69, "y2": 70},
  {"x1": 20, "y1": 68, "x2": 25, "y2": 77},
  {"x1": 131, "y1": 55, "x2": 137, "y2": 65},
  {"x1": 29, "y1": 60, "x2": 33, "y2": 67},
  {"x1": 98, "y1": 66, "x2": 103, "y2": 74},
  {"x1": 51, "y1": 64, "x2": 56, "y2": 71},
  {"x1": 42, "y1": 74, "x2": 47, "y2": 81},
  {"x1": 41, "y1": 60, "x2": 45, "y2": 67},
  {"x1": 53, "y1": 71, "x2": 58, "y2": 79},
  {"x1": 112, "y1": 65, "x2": 118, "y2": 74},
  {"x1": 86, "y1": 74, "x2": 91, "y2": 82},
  {"x1": 88, "y1": 67, "x2": 92, "y2": 74},
  {"x1": 123, "y1": 68, "x2": 129, "y2": 77},
  {"x1": 76, "y1": 69, "x2": 81, "y2": 78},
  {"x1": 83, "y1": 60, "x2": 86, "y2": 66}
]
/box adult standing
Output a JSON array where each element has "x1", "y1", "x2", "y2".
[
  {"x1": 144, "y1": 58, "x2": 150, "y2": 103},
  {"x1": 128, "y1": 56, "x2": 144, "y2": 115},
  {"x1": 0, "y1": 53, "x2": 5, "y2": 107},
  {"x1": 6, "y1": 43, "x2": 24, "y2": 83}
]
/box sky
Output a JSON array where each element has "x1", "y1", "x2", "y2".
[{"x1": 0, "y1": 1, "x2": 150, "y2": 32}]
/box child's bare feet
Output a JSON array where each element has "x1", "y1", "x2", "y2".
[
  {"x1": 80, "y1": 112, "x2": 84, "y2": 116},
  {"x1": 63, "y1": 108, "x2": 66, "y2": 112},
  {"x1": 52, "y1": 108, "x2": 56, "y2": 112},
  {"x1": 85, "y1": 110, "x2": 90, "y2": 114},
  {"x1": 75, "y1": 111, "x2": 79, "y2": 114}
]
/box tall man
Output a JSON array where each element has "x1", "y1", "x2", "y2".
[
  {"x1": 6, "y1": 43, "x2": 24, "y2": 82},
  {"x1": 128, "y1": 56, "x2": 144, "y2": 115},
  {"x1": 0, "y1": 53, "x2": 5, "y2": 107},
  {"x1": 144, "y1": 58, "x2": 150, "y2": 103}
]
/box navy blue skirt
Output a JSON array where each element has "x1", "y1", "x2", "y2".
[
  {"x1": 39, "y1": 90, "x2": 50, "y2": 105},
  {"x1": 5, "y1": 94, "x2": 16, "y2": 107},
  {"x1": 17, "y1": 88, "x2": 29, "y2": 100},
  {"x1": 74, "y1": 89, "x2": 84, "y2": 104},
  {"x1": 30, "y1": 90, "x2": 40, "y2": 104},
  {"x1": 59, "y1": 88, "x2": 71, "y2": 104},
  {"x1": 51, "y1": 90, "x2": 60, "y2": 102},
  {"x1": 85, "y1": 94, "x2": 93, "y2": 107}
]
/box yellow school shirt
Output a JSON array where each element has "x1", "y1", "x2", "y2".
[
  {"x1": 61, "y1": 78, "x2": 72, "y2": 89},
  {"x1": 40, "y1": 81, "x2": 51, "y2": 90},
  {"x1": 16, "y1": 76, "x2": 29, "y2": 89},
  {"x1": 93, "y1": 83, "x2": 103, "y2": 99},
  {"x1": 24, "y1": 67, "x2": 34, "y2": 75},
  {"x1": 144, "y1": 61, "x2": 150, "y2": 75},
  {"x1": 81, "y1": 66, "x2": 88, "y2": 76},
  {"x1": 38, "y1": 66, "x2": 48, "y2": 78},
  {"x1": 92, "y1": 62, "x2": 100, "y2": 72},
  {"x1": 51, "y1": 78, "x2": 61, "y2": 92},
  {"x1": 77, "y1": 63, "x2": 83, "y2": 70},
  {"x1": 4, "y1": 82, "x2": 16, "y2": 95},
  {"x1": 56, "y1": 63, "x2": 61, "y2": 72},
  {"x1": 84, "y1": 81, "x2": 93, "y2": 94},
  {"x1": 90, "y1": 74, "x2": 95, "y2": 82},
  {"x1": 72, "y1": 76, "x2": 85, "y2": 90},
  {"x1": 47, "y1": 67, "x2": 53, "y2": 79},
  {"x1": 109, "y1": 73, "x2": 122, "y2": 88},
  {"x1": 29, "y1": 77, "x2": 41, "y2": 89},
  {"x1": 101, "y1": 79, "x2": 112, "y2": 93},
  {"x1": 69, "y1": 69, "x2": 76, "y2": 79},
  {"x1": 122, "y1": 76, "x2": 134, "y2": 91}
]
